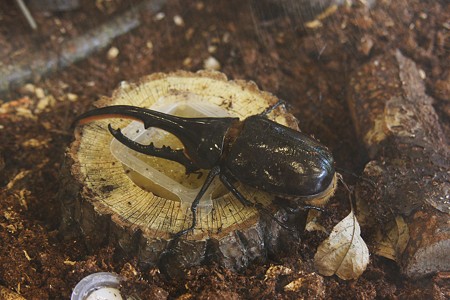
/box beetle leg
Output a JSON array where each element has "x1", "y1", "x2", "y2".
[
  {"x1": 218, "y1": 173, "x2": 253, "y2": 206},
  {"x1": 335, "y1": 167, "x2": 376, "y2": 188},
  {"x1": 259, "y1": 99, "x2": 286, "y2": 117},
  {"x1": 173, "y1": 165, "x2": 221, "y2": 237},
  {"x1": 219, "y1": 172, "x2": 294, "y2": 232},
  {"x1": 108, "y1": 124, "x2": 199, "y2": 174}
]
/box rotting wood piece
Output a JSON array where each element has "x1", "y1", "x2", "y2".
[
  {"x1": 62, "y1": 70, "x2": 310, "y2": 275},
  {"x1": 0, "y1": 0, "x2": 165, "y2": 96},
  {"x1": 348, "y1": 50, "x2": 450, "y2": 278}
]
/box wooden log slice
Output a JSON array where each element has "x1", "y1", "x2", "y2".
[
  {"x1": 63, "y1": 70, "x2": 319, "y2": 276},
  {"x1": 348, "y1": 50, "x2": 450, "y2": 278}
]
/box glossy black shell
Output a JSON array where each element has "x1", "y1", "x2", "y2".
[{"x1": 224, "y1": 115, "x2": 335, "y2": 196}]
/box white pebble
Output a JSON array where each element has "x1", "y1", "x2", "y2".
[
  {"x1": 203, "y1": 56, "x2": 221, "y2": 71},
  {"x1": 207, "y1": 45, "x2": 217, "y2": 53},
  {"x1": 419, "y1": 12, "x2": 427, "y2": 19},
  {"x1": 419, "y1": 69, "x2": 426, "y2": 79},
  {"x1": 183, "y1": 57, "x2": 192, "y2": 67},
  {"x1": 222, "y1": 32, "x2": 231, "y2": 43},
  {"x1": 154, "y1": 12, "x2": 165, "y2": 21},
  {"x1": 107, "y1": 47, "x2": 119, "y2": 60},
  {"x1": 67, "y1": 93, "x2": 78, "y2": 102},
  {"x1": 173, "y1": 15, "x2": 184, "y2": 26}
]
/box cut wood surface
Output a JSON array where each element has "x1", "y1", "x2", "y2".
[
  {"x1": 64, "y1": 70, "x2": 310, "y2": 274},
  {"x1": 348, "y1": 50, "x2": 450, "y2": 278}
]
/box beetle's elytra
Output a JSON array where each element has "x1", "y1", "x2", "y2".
[{"x1": 74, "y1": 101, "x2": 336, "y2": 236}]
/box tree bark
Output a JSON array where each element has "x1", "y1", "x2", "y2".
[
  {"x1": 348, "y1": 50, "x2": 450, "y2": 278},
  {"x1": 62, "y1": 70, "x2": 331, "y2": 277}
]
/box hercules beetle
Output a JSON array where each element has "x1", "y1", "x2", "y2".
[{"x1": 74, "y1": 101, "x2": 336, "y2": 237}]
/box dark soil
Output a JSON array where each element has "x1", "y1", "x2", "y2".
[{"x1": 0, "y1": 0, "x2": 448, "y2": 299}]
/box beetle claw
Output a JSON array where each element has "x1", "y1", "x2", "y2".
[
  {"x1": 283, "y1": 204, "x2": 325, "y2": 214},
  {"x1": 171, "y1": 227, "x2": 193, "y2": 238}
]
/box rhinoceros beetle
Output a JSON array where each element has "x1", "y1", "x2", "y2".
[{"x1": 74, "y1": 101, "x2": 336, "y2": 237}]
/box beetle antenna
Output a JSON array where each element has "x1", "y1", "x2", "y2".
[
  {"x1": 335, "y1": 167, "x2": 376, "y2": 188},
  {"x1": 337, "y1": 173, "x2": 355, "y2": 211},
  {"x1": 259, "y1": 99, "x2": 287, "y2": 117}
]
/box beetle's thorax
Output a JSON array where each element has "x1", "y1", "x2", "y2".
[{"x1": 180, "y1": 117, "x2": 239, "y2": 169}]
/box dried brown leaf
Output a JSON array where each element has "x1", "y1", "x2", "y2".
[
  {"x1": 314, "y1": 211, "x2": 370, "y2": 280},
  {"x1": 374, "y1": 215, "x2": 409, "y2": 262}
]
